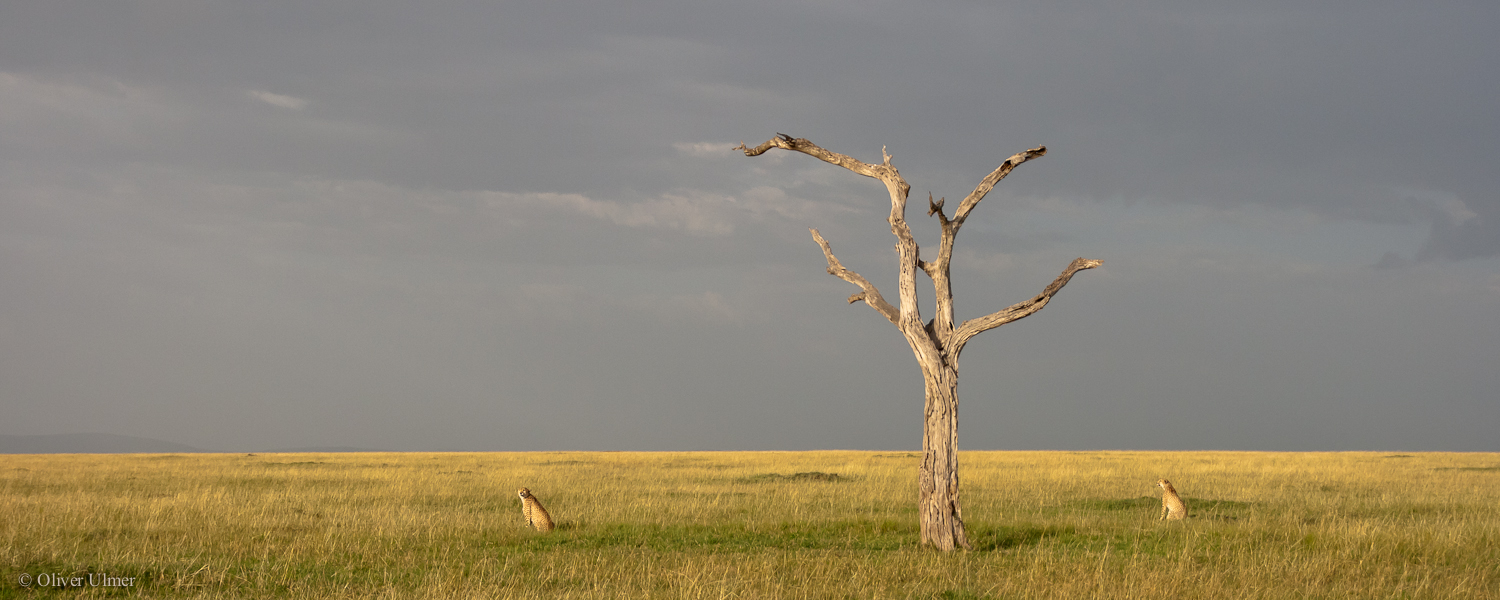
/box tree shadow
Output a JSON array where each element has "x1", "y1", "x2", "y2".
[{"x1": 969, "y1": 525, "x2": 1073, "y2": 551}]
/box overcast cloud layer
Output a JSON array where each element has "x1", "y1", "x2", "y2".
[{"x1": 2, "y1": 1, "x2": 1496, "y2": 452}]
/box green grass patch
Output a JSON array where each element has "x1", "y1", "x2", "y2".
[
  {"x1": 737, "y1": 471, "x2": 850, "y2": 483},
  {"x1": 514, "y1": 520, "x2": 916, "y2": 552},
  {"x1": 1070, "y1": 496, "x2": 1160, "y2": 511}
]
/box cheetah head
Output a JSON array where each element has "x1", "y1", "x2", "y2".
[
  {"x1": 1157, "y1": 479, "x2": 1171, "y2": 489},
  {"x1": 518, "y1": 488, "x2": 531, "y2": 499}
]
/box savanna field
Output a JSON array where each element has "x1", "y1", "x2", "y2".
[{"x1": 2, "y1": 451, "x2": 1497, "y2": 599}]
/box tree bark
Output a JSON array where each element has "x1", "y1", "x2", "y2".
[
  {"x1": 736, "y1": 134, "x2": 1100, "y2": 551},
  {"x1": 920, "y1": 363, "x2": 968, "y2": 550}
]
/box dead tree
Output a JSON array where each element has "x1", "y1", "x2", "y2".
[{"x1": 736, "y1": 134, "x2": 1101, "y2": 551}]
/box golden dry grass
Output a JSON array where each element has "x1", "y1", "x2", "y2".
[{"x1": 2, "y1": 450, "x2": 1497, "y2": 598}]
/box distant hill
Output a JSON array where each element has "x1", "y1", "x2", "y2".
[
  {"x1": 0, "y1": 433, "x2": 388, "y2": 454},
  {"x1": 0, "y1": 432, "x2": 208, "y2": 454}
]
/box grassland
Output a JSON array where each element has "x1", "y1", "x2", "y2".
[{"x1": 2, "y1": 450, "x2": 1497, "y2": 599}]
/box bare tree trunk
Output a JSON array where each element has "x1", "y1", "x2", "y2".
[
  {"x1": 736, "y1": 134, "x2": 1100, "y2": 551},
  {"x1": 920, "y1": 364, "x2": 969, "y2": 550}
]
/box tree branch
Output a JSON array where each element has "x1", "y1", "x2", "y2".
[
  {"x1": 810, "y1": 228, "x2": 900, "y2": 327},
  {"x1": 951, "y1": 146, "x2": 1046, "y2": 230},
  {"x1": 924, "y1": 148, "x2": 1044, "y2": 343},
  {"x1": 927, "y1": 193, "x2": 949, "y2": 224},
  {"x1": 736, "y1": 134, "x2": 897, "y2": 184},
  {"x1": 741, "y1": 133, "x2": 922, "y2": 333},
  {"x1": 949, "y1": 257, "x2": 1102, "y2": 354}
]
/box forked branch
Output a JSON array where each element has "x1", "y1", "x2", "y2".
[
  {"x1": 927, "y1": 193, "x2": 949, "y2": 225},
  {"x1": 810, "y1": 228, "x2": 900, "y2": 326}
]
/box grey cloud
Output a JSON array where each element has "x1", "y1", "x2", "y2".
[
  {"x1": 2, "y1": 0, "x2": 1497, "y2": 451},
  {"x1": 8, "y1": 3, "x2": 1492, "y2": 236},
  {"x1": 248, "y1": 90, "x2": 309, "y2": 110},
  {"x1": 1415, "y1": 203, "x2": 1498, "y2": 263}
]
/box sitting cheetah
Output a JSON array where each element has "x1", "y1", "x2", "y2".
[
  {"x1": 1157, "y1": 479, "x2": 1187, "y2": 520},
  {"x1": 517, "y1": 487, "x2": 555, "y2": 532}
]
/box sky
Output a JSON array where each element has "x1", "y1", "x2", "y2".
[{"x1": 1, "y1": 1, "x2": 1496, "y2": 452}]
